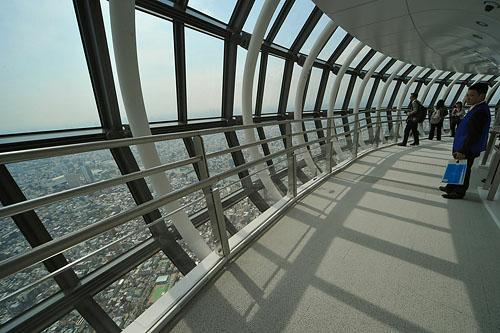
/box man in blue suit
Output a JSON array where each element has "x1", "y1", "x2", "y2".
[{"x1": 440, "y1": 82, "x2": 491, "y2": 199}]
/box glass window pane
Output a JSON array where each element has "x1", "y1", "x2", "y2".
[
  {"x1": 318, "y1": 27, "x2": 347, "y2": 61},
  {"x1": 428, "y1": 70, "x2": 443, "y2": 79},
  {"x1": 489, "y1": 84, "x2": 500, "y2": 105},
  {"x1": 321, "y1": 72, "x2": 337, "y2": 110},
  {"x1": 349, "y1": 76, "x2": 364, "y2": 108},
  {"x1": 185, "y1": 28, "x2": 224, "y2": 119},
  {"x1": 336, "y1": 75, "x2": 350, "y2": 109},
  {"x1": 4, "y1": 149, "x2": 153, "y2": 278},
  {"x1": 362, "y1": 77, "x2": 375, "y2": 109},
  {"x1": 397, "y1": 63, "x2": 412, "y2": 76},
  {"x1": 1, "y1": 262, "x2": 60, "y2": 325},
  {"x1": 94, "y1": 252, "x2": 182, "y2": 329},
  {"x1": 262, "y1": 55, "x2": 285, "y2": 114},
  {"x1": 449, "y1": 72, "x2": 462, "y2": 80},
  {"x1": 407, "y1": 66, "x2": 424, "y2": 78},
  {"x1": 470, "y1": 73, "x2": 482, "y2": 81},
  {"x1": 1, "y1": 1, "x2": 100, "y2": 135},
  {"x1": 244, "y1": 0, "x2": 285, "y2": 35},
  {"x1": 336, "y1": 39, "x2": 360, "y2": 65},
  {"x1": 363, "y1": 52, "x2": 383, "y2": 71},
  {"x1": 265, "y1": 1, "x2": 285, "y2": 38},
  {"x1": 273, "y1": 0, "x2": 315, "y2": 48},
  {"x1": 384, "y1": 60, "x2": 405, "y2": 75},
  {"x1": 103, "y1": 1, "x2": 177, "y2": 123},
  {"x1": 286, "y1": 63, "x2": 302, "y2": 113},
  {"x1": 375, "y1": 56, "x2": 393, "y2": 73},
  {"x1": 187, "y1": 0, "x2": 238, "y2": 23},
  {"x1": 445, "y1": 84, "x2": 461, "y2": 106},
  {"x1": 350, "y1": 45, "x2": 371, "y2": 69},
  {"x1": 304, "y1": 67, "x2": 323, "y2": 111},
  {"x1": 42, "y1": 310, "x2": 92, "y2": 333},
  {"x1": 136, "y1": 10, "x2": 177, "y2": 122},
  {"x1": 400, "y1": 82, "x2": 418, "y2": 107},
  {"x1": 457, "y1": 85, "x2": 468, "y2": 103},
  {"x1": 382, "y1": 81, "x2": 397, "y2": 107},
  {"x1": 299, "y1": 15, "x2": 330, "y2": 55},
  {"x1": 424, "y1": 83, "x2": 439, "y2": 105}
]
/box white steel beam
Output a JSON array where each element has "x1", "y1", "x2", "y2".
[
  {"x1": 294, "y1": 21, "x2": 337, "y2": 176},
  {"x1": 109, "y1": 0, "x2": 211, "y2": 259}
]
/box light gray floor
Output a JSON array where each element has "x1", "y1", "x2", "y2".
[{"x1": 167, "y1": 139, "x2": 500, "y2": 332}]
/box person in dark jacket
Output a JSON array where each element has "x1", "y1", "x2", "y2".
[
  {"x1": 398, "y1": 93, "x2": 421, "y2": 146},
  {"x1": 428, "y1": 99, "x2": 447, "y2": 140},
  {"x1": 440, "y1": 83, "x2": 491, "y2": 199}
]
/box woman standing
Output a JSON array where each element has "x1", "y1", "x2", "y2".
[
  {"x1": 450, "y1": 101, "x2": 465, "y2": 137},
  {"x1": 428, "y1": 99, "x2": 448, "y2": 140}
]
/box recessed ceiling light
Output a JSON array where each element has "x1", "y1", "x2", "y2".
[
  {"x1": 476, "y1": 20, "x2": 488, "y2": 27},
  {"x1": 473, "y1": 34, "x2": 484, "y2": 40}
]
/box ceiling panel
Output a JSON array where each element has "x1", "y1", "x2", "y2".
[{"x1": 313, "y1": 0, "x2": 500, "y2": 74}]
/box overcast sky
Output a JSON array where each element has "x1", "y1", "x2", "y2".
[{"x1": 2, "y1": 0, "x2": 494, "y2": 135}]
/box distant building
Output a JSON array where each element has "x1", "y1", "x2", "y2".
[
  {"x1": 64, "y1": 172, "x2": 81, "y2": 188},
  {"x1": 81, "y1": 164, "x2": 95, "y2": 183}
]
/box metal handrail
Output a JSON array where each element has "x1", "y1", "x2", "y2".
[
  {"x1": 0, "y1": 117, "x2": 341, "y2": 164},
  {"x1": 0, "y1": 111, "x2": 403, "y2": 321},
  {"x1": 0, "y1": 156, "x2": 201, "y2": 219}
]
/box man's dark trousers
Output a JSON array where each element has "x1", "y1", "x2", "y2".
[
  {"x1": 445, "y1": 156, "x2": 475, "y2": 197},
  {"x1": 401, "y1": 120, "x2": 419, "y2": 145}
]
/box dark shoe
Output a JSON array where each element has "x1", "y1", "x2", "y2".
[
  {"x1": 439, "y1": 186, "x2": 449, "y2": 193},
  {"x1": 397, "y1": 143, "x2": 406, "y2": 146},
  {"x1": 442, "y1": 192, "x2": 464, "y2": 199},
  {"x1": 410, "y1": 142, "x2": 419, "y2": 146}
]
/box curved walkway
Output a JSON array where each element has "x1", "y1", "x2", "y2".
[{"x1": 167, "y1": 139, "x2": 500, "y2": 332}]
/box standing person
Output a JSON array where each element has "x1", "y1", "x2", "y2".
[
  {"x1": 398, "y1": 93, "x2": 421, "y2": 146},
  {"x1": 440, "y1": 83, "x2": 491, "y2": 199},
  {"x1": 428, "y1": 99, "x2": 447, "y2": 140},
  {"x1": 449, "y1": 101, "x2": 465, "y2": 137}
]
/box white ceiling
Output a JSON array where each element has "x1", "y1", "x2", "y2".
[{"x1": 313, "y1": 0, "x2": 500, "y2": 75}]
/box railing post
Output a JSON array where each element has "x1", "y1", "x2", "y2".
[
  {"x1": 481, "y1": 130, "x2": 499, "y2": 165},
  {"x1": 208, "y1": 188, "x2": 230, "y2": 256},
  {"x1": 393, "y1": 109, "x2": 402, "y2": 143},
  {"x1": 374, "y1": 109, "x2": 382, "y2": 147},
  {"x1": 192, "y1": 136, "x2": 229, "y2": 256},
  {"x1": 326, "y1": 117, "x2": 333, "y2": 173},
  {"x1": 367, "y1": 110, "x2": 375, "y2": 143},
  {"x1": 352, "y1": 113, "x2": 360, "y2": 157},
  {"x1": 483, "y1": 147, "x2": 500, "y2": 201},
  {"x1": 285, "y1": 122, "x2": 297, "y2": 197},
  {"x1": 481, "y1": 109, "x2": 500, "y2": 165}
]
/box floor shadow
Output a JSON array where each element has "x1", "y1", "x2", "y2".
[{"x1": 167, "y1": 142, "x2": 499, "y2": 332}]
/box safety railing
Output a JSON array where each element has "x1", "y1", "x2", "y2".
[{"x1": 0, "y1": 109, "x2": 405, "y2": 332}]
